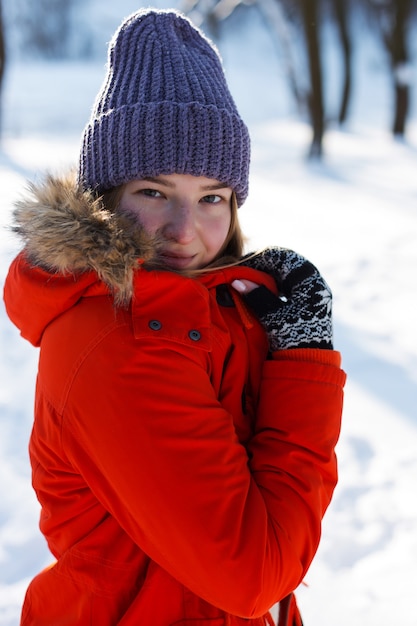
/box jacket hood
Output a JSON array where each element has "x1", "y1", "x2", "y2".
[{"x1": 11, "y1": 172, "x2": 160, "y2": 304}]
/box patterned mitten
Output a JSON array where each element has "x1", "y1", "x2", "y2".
[{"x1": 241, "y1": 247, "x2": 333, "y2": 350}]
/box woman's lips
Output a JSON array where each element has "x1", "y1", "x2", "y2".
[{"x1": 159, "y1": 252, "x2": 197, "y2": 269}]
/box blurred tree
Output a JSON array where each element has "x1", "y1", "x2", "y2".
[
  {"x1": 22, "y1": 0, "x2": 71, "y2": 58},
  {"x1": 388, "y1": 0, "x2": 412, "y2": 136},
  {"x1": 298, "y1": 0, "x2": 325, "y2": 157},
  {"x1": 182, "y1": 0, "x2": 416, "y2": 149},
  {"x1": 0, "y1": 0, "x2": 4, "y2": 136},
  {"x1": 13, "y1": 0, "x2": 88, "y2": 59},
  {"x1": 267, "y1": 0, "x2": 356, "y2": 144},
  {"x1": 332, "y1": 0, "x2": 353, "y2": 124},
  {"x1": 367, "y1": 0, "x2": 414, "y2": 136}
]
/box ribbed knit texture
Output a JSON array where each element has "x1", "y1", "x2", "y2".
[{"x1": 78, "y1": 9, "x2": 250, "y2": 206}]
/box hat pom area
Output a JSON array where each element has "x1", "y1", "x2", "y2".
[{"x1": 78, "y1": 8, "x2": 250, "y2": 206}]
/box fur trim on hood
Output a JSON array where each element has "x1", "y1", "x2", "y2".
[{"x1": 12, "y1": 173, "x2": 161, "y2": 304}]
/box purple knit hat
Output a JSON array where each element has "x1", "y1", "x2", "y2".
[{"x1": 78, "y1": 9, "x2": 250, "y2": 206}]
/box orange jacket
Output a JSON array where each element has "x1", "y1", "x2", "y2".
[{"x1": 3, "y1": 176, "x2": 345, "y2": 625}]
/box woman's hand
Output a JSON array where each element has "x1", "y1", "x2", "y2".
[
  {"x1": 231, "y1": 279, "x2": 259, "y2": 294},
  {"x1": 232, "y1": 247, "x2": 333, "y2": 351}
]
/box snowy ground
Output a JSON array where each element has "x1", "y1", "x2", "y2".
[{"x1": 1, "y1": 11, "x2": 417, "y2": 626}]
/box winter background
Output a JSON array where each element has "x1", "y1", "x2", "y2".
[{"x1": 0, "y1": 1, "x2": 417, "y2": 625}]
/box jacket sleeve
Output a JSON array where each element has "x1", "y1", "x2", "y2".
[
  {"x1": 43, "y1": 280, "x2": 345, "y2": 619},
  {"x1": 248, "y1": 348, "x2": 345, "y2": 604}
]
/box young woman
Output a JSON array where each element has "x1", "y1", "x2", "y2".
[{"x1": 4, "y1": 9, "x2": 346, "y2": 626}]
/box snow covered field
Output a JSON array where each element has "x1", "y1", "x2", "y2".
[{"x1": 1, "y1": 7, "x2": 417, "y2": 625}]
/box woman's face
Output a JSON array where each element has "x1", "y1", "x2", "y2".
[{"x1": 119, "y1": 173, "x2": 232, "y2": 270}]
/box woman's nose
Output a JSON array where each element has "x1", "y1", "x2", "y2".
[{"x1": 164, "y1": 206, "x2": 196, "y2": 243}]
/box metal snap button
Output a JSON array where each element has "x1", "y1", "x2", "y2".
[
  {"x1": 149, "y1": 320, "x2": 162, "y2": 331},
  {"x1": 188, "y1": 330, "x2": 201, "y2": 341}
]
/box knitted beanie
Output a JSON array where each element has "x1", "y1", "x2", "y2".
[{"x1": 78, "y1": 9, "x2": 250, "y2": 206}]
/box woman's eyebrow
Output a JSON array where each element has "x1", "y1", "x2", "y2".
[
  {"x1": 141, "y1": 177, "x2": 229, "y2": 192},
  {"x1": 141, "y1": 176, "x2": 175, "y2": 188},
  {"x1": 201, "y1": 182, "x2": 229, "y2": 191}
]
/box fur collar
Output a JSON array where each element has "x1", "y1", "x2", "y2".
[{"x1": 12, "y1": 173, "x2": 160, "y2": 304}]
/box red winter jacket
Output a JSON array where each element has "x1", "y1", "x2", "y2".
[{"x1": 3, "y1": 176, "x2": 346, "y2": 626}]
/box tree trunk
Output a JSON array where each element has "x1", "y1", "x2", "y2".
[
  {"x1": 390, "y1": 0, "x2": 412, "y2": 136},
  {"x1": 0, "y1": 0, "x2": 5, "y2": 137},
  {"x1": 333, "y1": 0, "x2": 352, "y2": 125},
  {"x1": 299, "y1": 0, "x2": 324, "y2": 158}
]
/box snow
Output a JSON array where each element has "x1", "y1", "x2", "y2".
[{"x1": 1, "y1": 9, "x2": 417, "y2": 626}]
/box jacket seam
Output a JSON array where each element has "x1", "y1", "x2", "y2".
[{"x1": 58, "y1": 317, "x2": 130, "y2": 415}]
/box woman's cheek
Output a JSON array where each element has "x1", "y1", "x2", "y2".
[{"x1": 132, "y1": 207, "x2": 162, "y2": 235}]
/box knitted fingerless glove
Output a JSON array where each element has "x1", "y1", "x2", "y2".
[{"x1": 241, "y1": 247, "x2": 333, "y2": 351}]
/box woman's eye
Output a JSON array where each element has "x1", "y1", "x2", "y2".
[
  {"x1": 201, "y1": 194, "x2": 221, "y2": 204},
  {"x1": 140, "y1": 188, "x2": 162, "y2": 198}
]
